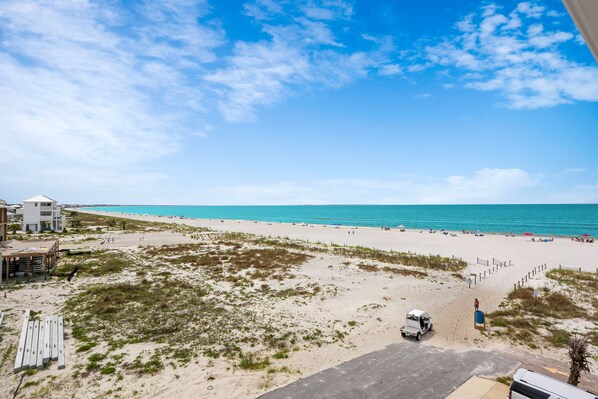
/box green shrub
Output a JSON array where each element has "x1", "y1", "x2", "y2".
[
  {"x1": 547, "y1": 329, "x2": 570, "y2": 347},
  {"x1": 238, "y1": 354, "x2": 270, "y2": 370}
]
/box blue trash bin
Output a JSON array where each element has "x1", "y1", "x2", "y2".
[{"x1": 475, "y1": 310, "x2": 485, "y2": 324}]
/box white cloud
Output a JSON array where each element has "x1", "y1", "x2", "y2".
[
  {"x1": 407, "y1": 63, "x2": 431, "y2": 73},
  {"x1": 302, "y1": 0, "x2": 354, "y2": 21},
  {"x1": 424, "y1": 2, "x2": 598, "y2": 109},
  {"x1": 206, "y1": 40, "x2": 310, "y2": 121},
  {"x1": 206, "y1": 1, "x2": 390, "y2": 121},
  {"x1": 414, "y1": 93, "x2": 431, "y2": 99},
  {"x1": 183, "y1": 181, "x2": 316, "y2": 205},
  {"x1": 420, "y1": 168, "x2": 537, "y2": 204},
  {"x1": 516, "y1": 2, "x2": 545, "y2": 18},
  {"x1": 243, "y1": 0, "x2": 283, "y2": 21},
  {"x1": 378, "y1": 64, "x2": 403, "y2": 76},
  {"x1": 546, "y1": 183, "x2": 598, "y2": 203},
  {"x1": 0, "y1": 0, "x2": 229, "y2": 202},
  {"x1": 193, "y1": 124, "x2": 213, "y2": 139},
  {"x1": 555, "y1": 167, "x2": 586, "y2": 176},
  {"x1": 3, "y1": 166, "x2": 170, "y2": 205},
  {"x1": 189, "y1": 168, "x2": 541, "y2": 205}
]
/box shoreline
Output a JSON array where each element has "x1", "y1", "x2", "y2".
[
  {"x1": 75, "y1": 209, "x2": 597, "y2": 272},
  {"x1": 78, "y1": 208, "x2": 591, "y2": 239}
]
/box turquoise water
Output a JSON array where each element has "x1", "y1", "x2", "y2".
[{"x1": 82, "y1": 204, "x2": 598, "y2": 237}]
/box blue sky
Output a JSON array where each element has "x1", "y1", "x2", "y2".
[{"x1": 1, "y1": 0, "x2": 597, "y2": 205}]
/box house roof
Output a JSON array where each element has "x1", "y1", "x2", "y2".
[
  {"x1": 24, "y1": 195, "x2": 57, "y2": 203},
  {"x1": 563, "y1": 0, "x2": 598, "y2": 64},
  {"x1": 1, "y1": 239, "x2": 59, "y2": 258}
]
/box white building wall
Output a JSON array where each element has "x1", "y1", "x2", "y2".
[
  {"x1": 22, "y1": 197, "x2": 64, "y2": 232},
  {"x1": 23, "y1": 201, "x2": 41, "y2": 231}
]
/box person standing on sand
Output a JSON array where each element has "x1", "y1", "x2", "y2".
[{"x1": 474, "y1": 298, "x2": 480, "y2": 311}]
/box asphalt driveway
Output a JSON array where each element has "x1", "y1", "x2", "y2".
[{"x1": 258, "y1": 342, "x2": 518, "y2": 399}]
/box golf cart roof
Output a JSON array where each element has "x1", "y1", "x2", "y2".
[{"x1": 407, "y1": 309, "x2": 426, "y2": 317}]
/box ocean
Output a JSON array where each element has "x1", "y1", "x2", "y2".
[{"x1": 81, "y1": 204, "x2": 598, "y2": 237}]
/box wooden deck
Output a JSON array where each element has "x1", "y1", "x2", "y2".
[{"x1": 1, "y1": 239, "x2": 59, "y2": 285}]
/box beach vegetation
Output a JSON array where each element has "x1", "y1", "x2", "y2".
[
  {"x1": 332, "y1": 246, "x2": 466, "y2": 271},
  {"x1": 358, "y1": 263, "x2": 379, "y2": 272},
  {"x1": 547, "y1": 329, "x2": 570, "y2": 347},
  {"x1": 239, "y1": 354, "x2": 271, "y2": 370},
  {"x1": 143, "y1": 243, "x2": 311, "y2": 285},
  {"x1": 61, "y1": 210, "x2": 211, "y2": 236},
  {"x1": 488, "y1": 269, "x2": 597, "y2": 350},
  {"x1": 546, "y1": 269, "x2": 597, "y2": 302},
  {"x1": 53, "y1": 250, "x2": 132, "y2": 277},
  {"x1": 568, "y1": 335, "x2": 592, "y2": 386},
  {"x1": 273, "y1": 349, "x2": 289, "y2": 359},
  {"x1": 63, "y1": 252, "x2": 332, "y2": 378},
  {"x1": 381, "y1": 266, "x2": 428, "y2": 278},
  {"x1": 100, "y1": 364, "x2": 117, "y2": 375},
  {"x1": 0, "y1": 344, "x2": 14, "y2": 368}
]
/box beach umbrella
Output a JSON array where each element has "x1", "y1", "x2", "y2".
[
  {"x1": 398, "y1": 225, "x2": 405, "y2": 228},
  {"x1": 582, "y1": 233, "x2": 591, "y2": 237},
  {"x1": 523, "y1": 232, "x2": 533, "y2": 236}
]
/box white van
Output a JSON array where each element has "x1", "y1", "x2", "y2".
[{"x1": 509, "y1": 368, "x2": 597, "y2": 399}]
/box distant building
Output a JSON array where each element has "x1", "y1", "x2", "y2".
[
  {"x1": 0, "y1": 200, "x2": 7, "y2": 241},
  {"x1": 7, "y1": 204, "x2": 23, "y2": 223},
  {"x1": 22, "y1": 195, "x2": 65, "y2": 232}
]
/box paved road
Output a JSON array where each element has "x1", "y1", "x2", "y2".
[{"x1": 258, "y1": 342, "x2": 518, "y2": 399}]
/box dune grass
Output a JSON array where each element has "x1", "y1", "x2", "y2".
[
  {"x1": 63, "y1": 239, "x2": 329, "y2": 377},
  {"x1": 52, "y1": 250, "x2": 132, "y2": 277},
  {"x1": 488, "y1": 269, "x2": 597, "y2": 349},
  {"x1": 332, "y1": 246, "x2": 466, "y2": 271}
]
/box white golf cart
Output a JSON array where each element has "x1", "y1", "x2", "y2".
[{"x1": 400, "y1": 309, "x2": 433, "y2": 341}]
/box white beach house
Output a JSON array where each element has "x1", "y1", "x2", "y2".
[{"x1": 22, "y1": 195, "x2": 65, "y2": 232}]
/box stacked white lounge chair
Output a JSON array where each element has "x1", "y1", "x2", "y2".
[{"x1": 13, "y1": 310, "x2": 65, "y2": 373}]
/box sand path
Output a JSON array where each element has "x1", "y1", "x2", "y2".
[{"x1": 431, "y1": 265, "x2": 524, "y2": 348}]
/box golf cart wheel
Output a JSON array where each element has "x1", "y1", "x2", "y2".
[
  {"x1": 401, "y1": 332, "x2": 406, "y2": 338},
  {"x1": 416, "y1": 332, "x2": 421, "y2": 341},
  {"x1": 429, "y1": 323, "x2": 433, "y2": 332}
]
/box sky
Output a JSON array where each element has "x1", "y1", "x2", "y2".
[{"x1": 1, "y1": 0, "x2": 597, "y2": 205}]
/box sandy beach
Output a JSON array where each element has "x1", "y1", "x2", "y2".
[
  {"x1": 86, "y1": 210, "x2": 598, "y2": 271},
  {"x1": 1, "y1": 210, "x2": 596, "y2": 398}
]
